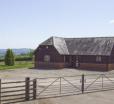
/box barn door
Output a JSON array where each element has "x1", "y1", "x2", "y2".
[
  {"x1": 71, "y1": 56, "x2": 75, "y2": 68},
  {"x1": 71, "y1": 56, "x2": 80, "y2": 68}
]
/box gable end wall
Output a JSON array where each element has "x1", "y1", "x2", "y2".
[{"x1": 34, "y1": 45, "x2": 65, "y2": 68}]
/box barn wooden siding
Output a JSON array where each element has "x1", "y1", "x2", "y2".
[
  {"x1": 35, "y1": 45, "x2": 65, "y2": 68},
  {"x1": 64, "y1": 55, "x2": 109, "y2": 71},
  {"x1": 35, "y1": 45, "x2": 110, "y2": 71}
]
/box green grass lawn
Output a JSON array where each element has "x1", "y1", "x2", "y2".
[{"x1": 0, "y1": 61, "x2": 34, "y2": 70}]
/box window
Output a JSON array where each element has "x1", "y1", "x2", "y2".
[
  {"x1": 96, "y1": 56, "x2": 101, "y2": 62},
  {"x1": 44, "y1": 55, "x2": 50, "y2": 62},
  {"x1": 46, "y1": 46, "x2": 49, "y2": 49}
]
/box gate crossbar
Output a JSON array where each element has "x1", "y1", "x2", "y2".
[
  {"x1": 85, "y1": 74, "x2": 102, "y2": 90},
  {"x1": 37, "y1": 78, "x2": 60, "y2": 96},
  {"x1": 62, "y1": 77, "x2": 81, "y2": 91},
  {"x1": 103, "y1": 74, "x2": 114, "y2": 84}
]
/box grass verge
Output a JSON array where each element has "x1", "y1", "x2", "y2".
[{"x1": 0, "y1": 61, "x2": 34, "y2": 70}]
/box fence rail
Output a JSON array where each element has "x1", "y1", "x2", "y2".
[
  {"x1": 36, "y1": 73, "x2": 114, "y2": 99},
  {"x1": 0, "y1": 78, "x2": 36, "y2": 104},
  {"x1": 0, "y1": 73, "x2": 114, "y2": 103}
]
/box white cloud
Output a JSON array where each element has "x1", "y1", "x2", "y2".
[{"x1": 109, "y1": 20, "x2": 114, "y2": 24}]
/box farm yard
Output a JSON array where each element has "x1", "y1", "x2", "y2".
[
  {"x1": 27, "y1": 90, "x2": 114, "y2": 104},
  {"x1": 0, "y1": 68, "x2": 114, "y2": 104},
  {"x1": 0, "y1": 68, "x2": 111, "y2": 79},
  {"x1": 1, "y1": 0, "x2": 114, "y2": 103}
]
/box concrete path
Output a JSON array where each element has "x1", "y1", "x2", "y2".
[{"x1": 18, "y1": 90, "x2": 114, "y2": 104}]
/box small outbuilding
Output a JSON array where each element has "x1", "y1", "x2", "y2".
[{"x1": 34, "y1": 36, "x2": 114, "y2": 71}]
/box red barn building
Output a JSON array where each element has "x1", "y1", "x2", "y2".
[{"x1": 34, "y1": 37, "x2": 114, "y2": 71}]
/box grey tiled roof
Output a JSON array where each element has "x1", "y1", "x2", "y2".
[
  {"x1": 53, "y1": 37, "x2": 69, "y2": 55},
  {"x1": 40, "y1": 36, "x2": 114, "y2": 56},
  {"x1": 40, "y1": 37, "x2": 69, "y2": 55}
]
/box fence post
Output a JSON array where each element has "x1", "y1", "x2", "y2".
[
  {"x1": 81, "y1": 74, "x2": 84, "y2": 94},
  {"x1": 0, "y1": 79, "x2": 1, "y2": 104},
  {"x1": 25, "y1": 77, "x2": 30, "y2": 101},
  {"x1": 102, "y1": 74, "x2": 104, "y2": 89},
  {"x1": 33, "y1": 79, "x2": 37, "y2": 99},
  {"x1": 60, "y1": 77, "x2": 62, "y2": 94}
]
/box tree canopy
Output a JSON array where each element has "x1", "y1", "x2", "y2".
[{"x1": 5, "y1": 49, "x2": 15, "y2": 66}]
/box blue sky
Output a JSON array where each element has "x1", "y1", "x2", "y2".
[{"x1": 0, "y1": 0, "x2": 114, "y2": 49}]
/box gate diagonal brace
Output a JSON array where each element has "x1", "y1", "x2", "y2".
[
  {"x1": 85, "y1": 75, "x2": 103, "y2": 91},
  {"x1": 62, "y1": 77, "x2": 81, "y2": 91},
  {"x1": 103, "y1": 74, "x2": 114, "y2": 84},
  {"x1": 37, "y1": 78, "x2": 60, "y2": 96}
]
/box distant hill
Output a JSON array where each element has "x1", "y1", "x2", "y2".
[{"x1": 0, "y1": 48, "x2": 34, "y2": 57}]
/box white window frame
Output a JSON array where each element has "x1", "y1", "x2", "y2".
[
  {"x1": 96, "y1": 56, "x2": 101, "y2": 62},
  {"x1": 46, "y1": 46, "x2": 49, "y2": 49},
  {"x1": 44, "y1": 55, "x2": 50, "y2": 62}
]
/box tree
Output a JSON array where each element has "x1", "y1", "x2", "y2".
[
  {"x1": 29, "y1": 50, "x2": 33, "y2": 58},
  {"x1": 5, "y1": 49, "x2": 15, "y2": 66}
]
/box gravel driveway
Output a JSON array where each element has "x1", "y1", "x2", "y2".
[
  {"x1": 19, "y1": 90, "x2": 114, "y2": 104},
  {"x1": 0, "y1": 68, "x2": 113, "y2": 80}
]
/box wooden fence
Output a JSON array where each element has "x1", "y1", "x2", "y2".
[
  {"x1": 0, "y1": 73, "x2": 114, "y2": 103},
  {"x1": 0, "y1": 78, "x2": 37, "y2": 104}
]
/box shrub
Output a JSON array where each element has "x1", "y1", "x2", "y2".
[{"x1": 5, "y1": 49, "x2": 15, "y2": 66}]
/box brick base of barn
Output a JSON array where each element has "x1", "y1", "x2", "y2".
[
  {"x1": 35, "y1": 62, "x2": 66, "y2": 69},
  {"x1": 35, "y1": 62, "x2": 114, "y2": 71},
  {"x1": 79, "y1": 63, "x2": 108, "y2": 71},
  {"x1": 108, "y1": 64, "x2": 114, "y2": 71}
]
